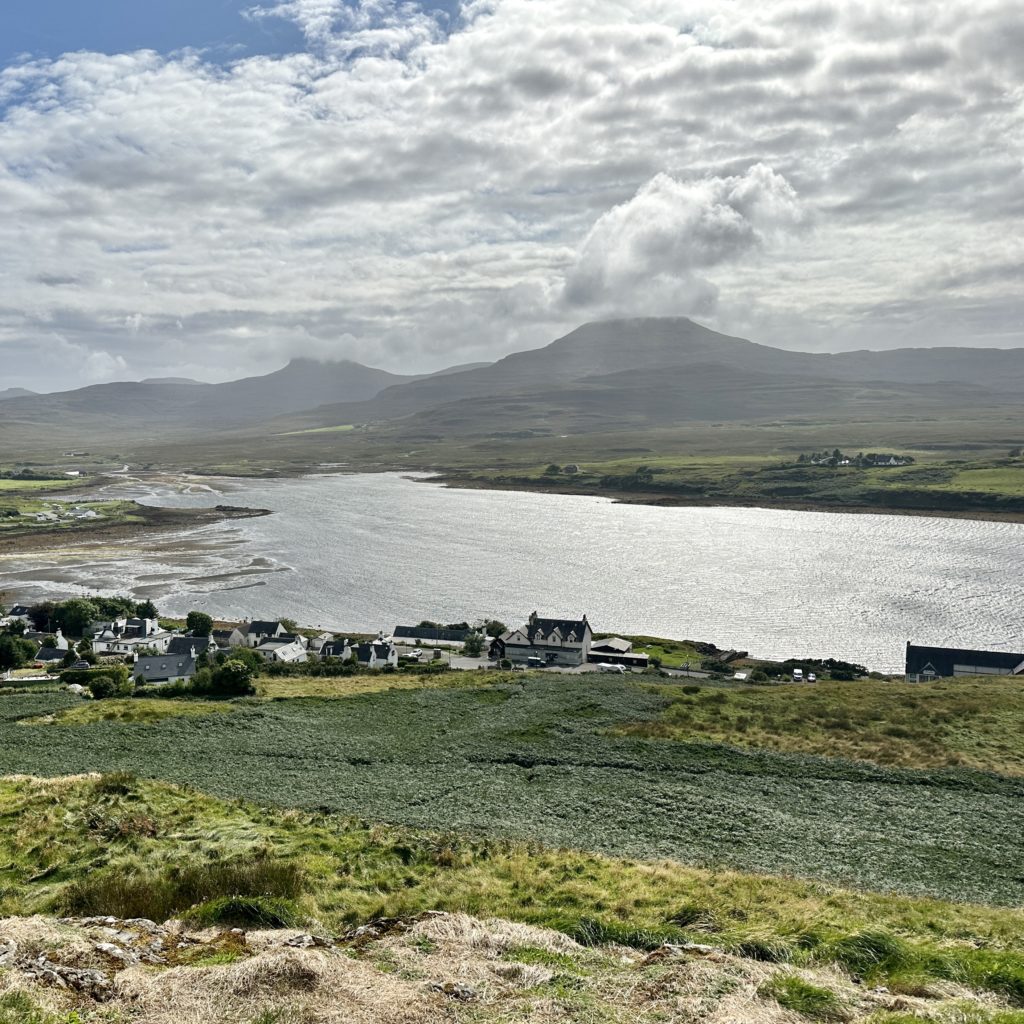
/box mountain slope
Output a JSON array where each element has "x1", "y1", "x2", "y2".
[
  {"x1": 0, "y1": 359, "x2": 419, "y2": 441},
  {"x1": 278, "y1": 317, "x2": 1024, "y2": 437},
  {"x1": 0, "y1": 388, "x2": 36, "y2": 401}
]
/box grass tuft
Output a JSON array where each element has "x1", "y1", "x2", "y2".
[{"x1": 760, "y1": 973, "x2": 849, "y2": 1021}]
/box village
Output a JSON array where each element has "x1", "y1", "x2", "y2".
[{"x1": 1, "y1": 599, "x2": 1022, "y2": 688}]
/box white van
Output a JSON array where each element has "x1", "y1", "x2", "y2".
[{"x1": 792, "y1": 668, "x2": 804, "y2": 681}]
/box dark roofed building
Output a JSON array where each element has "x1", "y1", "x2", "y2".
[
  {"x1": 166, "y1": 635, "x2": 211, "y2": 658},
  {"x1": 905, "y1": 642, "x2": 1024, "y2": 681},
  {"x1": 393, "y1": 625, "x2": 472, "y2": 644},
  {"x1": 245, "y1": 621, "x2": 287, "y2": 647},
  {"x1": 133, "y1": 653, "x2": 197, "y2": 685},
  {"x1": 497, "y1": 612, "x2": 593, "y2": 666}
]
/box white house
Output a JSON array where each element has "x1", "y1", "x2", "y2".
[
  {"x1": 495, "y1": 612, "x2": 593, "y2": 667},
  {"x1": 253, "y1": 638, "x2": 308, "y2": 664},
  {"x1": 133, "y1": 651, "x2": 198, "y2": 685},
  {"x1": 245, "y1": 621, "x2": 289, "y2": 648},
  {"x1": 356, "y1": 640, "x2": 399, "y2": 669}
]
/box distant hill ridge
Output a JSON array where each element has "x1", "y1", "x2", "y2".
[{"x1": 4, "y1": 317, "x2": 1024, "y2": 443}]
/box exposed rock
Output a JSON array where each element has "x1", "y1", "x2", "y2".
[
  {"x1": 427, "y1": 980, "x2": 478, "y2": 1001},
  {"x1": 284, "y1": 933, "x2": 333, "y2": 949}
]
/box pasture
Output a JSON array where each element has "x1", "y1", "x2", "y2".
[{"x1": 1, "y1": 676, "x2": 1023, "y2": 906}]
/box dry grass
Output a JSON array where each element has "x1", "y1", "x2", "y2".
[{"x1": 1, "y1": 913, "x2": 1017, "y2": 1024}]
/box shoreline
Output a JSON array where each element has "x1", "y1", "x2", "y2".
[
  {"x1": 0, "y1": 503, "x2": 272, "y2": 555},
  {"x1": 426, "y1": 472, "x2": 1024, "y2": 525}
]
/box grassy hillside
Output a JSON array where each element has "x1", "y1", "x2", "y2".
[
  {"x1": 616, "y1": 678, "x2": 1024, "y2": 774},
  {"x1": 1, "y1": 774, "x2": 1024, "y2": 1020},
  {"x1": 2, "y1": 676, "x2": 1024, "y2": 904}
]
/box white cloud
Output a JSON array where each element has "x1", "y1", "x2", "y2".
[
  {"x1": 563, "y1": 165, "x2": 806, "y2": 311},
  {"x1": 0, "y1": 0, "x2": 1022, "y2": 390}
]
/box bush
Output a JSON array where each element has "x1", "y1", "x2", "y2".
[{"x1": 89, "y1": 672, "x2": 135, "y2": 700}]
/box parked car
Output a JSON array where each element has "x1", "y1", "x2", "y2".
[
  {"x1": 597, "y1": 663, "x2": 626, "y2": 674},
  {"x1": 807, "y1": 672, "x2": 817, "y2": 683}
]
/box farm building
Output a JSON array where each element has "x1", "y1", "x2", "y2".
[{"x1": 905, "y1": 642, "x2": 1024, "y2": 681}]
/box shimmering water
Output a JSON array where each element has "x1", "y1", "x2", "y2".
[{"x1": 3, "y1": 472, "x2": 1022, "y2": 671}]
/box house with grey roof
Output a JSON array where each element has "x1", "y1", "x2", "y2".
[
  {"x1": 494, "y1": 612, "x2": 593, "y2": 666},
  {"x1": 356, "y1": 640, "x2": 399, "y2": 669},
  {"x1": 253, "y1": 637, "x2": 307, "y2": 664},
  {"x1": 245, "y1": 621, "x2": 288, "y2": 648},
  {"x1": 166, "y1": 635, "x2": 211, "y2": 658},
  {"x1": 133, "y1": 652, "x2": 197, "y2": 685}
]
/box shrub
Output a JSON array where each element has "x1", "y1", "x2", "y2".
[{"x1": 89, "y1": 673, "x2": 135, "y2": 700}]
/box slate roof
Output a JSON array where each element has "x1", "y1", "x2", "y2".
[
  {"x1": 372, "y1": 643, "x2": 393, "y2": 659},
  {"x1": 394, "y1": 625, "x2": 471, "y2": 642},
  {"x1": 524, "y1": 612, "x2": 591, "y2": 644},
  {"x1": 321, "y1": 641, "x2": 350, "y2": 658},
  {"x1": 166, "y1": 636, "x2": 210, "y2": 657},
  {"x1": 35, "y1": 647, "x2": 65, "y2": 663},
  {"x1": 133, "y1": 654, "x2": 197, "y2": 683},
  {"x1": 905, "y1": 643, "x2": 1024, "y2": 678},
  {"x1": 247, "y1": 620, "x2": 284, "y2": 636},
  {"x1": 356, "y1": 642, "x2": 375, "y2": 663}
]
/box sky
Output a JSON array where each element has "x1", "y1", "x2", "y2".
[{"x1": 0, "y1": 0, "x2": 1022, "y2": 391}]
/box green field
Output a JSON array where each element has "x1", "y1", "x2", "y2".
[
  {"x1": 2, "y1": 676, "x2": 1023, "y2": 906},
  {"x1": 618, "y1": 677, "x2": 1024, "y2": 774},
  {"x1": 0, "y1": 477, "x2": 81, "y2": 492}
]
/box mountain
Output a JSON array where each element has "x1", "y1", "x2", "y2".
[
  {"x1": 0, "y1": 388, "x2": 36, "y2": 401},
  {"x1": 278, "y1": 317, "x2": 1024, "y2": 437},
  {"x1": 0, "y1": 359, "x2": 420, "y2": 443}
]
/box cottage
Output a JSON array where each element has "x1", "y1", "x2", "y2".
[
  {"x1": 253, "y1": 637, "x2": 307, "y2": 664},
  {"x1": 356, "y1": 641, "x2": 399, "y2": 669},
  {"x1": 133, "y1": 652, "x2": 198, "y2": 685},
  {"x1": 212, "y1": 627, "x2": 247, "y2": 650},
  {"x1": 245, "y1": 621, "x2": 288, "y2": 648},
  {"x1": 905, "y1": 642, "x2": 1024, "y2": 681},
  {"x1": 494, "y1": 612, "x2": 593, "y2": 667},
  {"x1": 321, "y1": 639, "x2": 353, "y2": 661},
  {"x1": 166, "y1": 635, "x2": 211, "y2": 658}
]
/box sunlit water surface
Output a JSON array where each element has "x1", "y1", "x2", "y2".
[{"x1": 2, "y1": 472, "x2": 1022, "y2": 672}]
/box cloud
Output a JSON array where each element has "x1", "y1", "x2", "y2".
[
  {"x1": 563, "y1": 165, "x2": 806, "y2": 310},
  {"x1": 0, "y1": 0, "x2": 1022, "y2": 391}
]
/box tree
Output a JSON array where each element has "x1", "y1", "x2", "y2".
[
  {"x1": 0, "y1": 634, "x2": 36, "y2": 671},
  {"x1": 186, "y1": 611, "x2": 214, "y2": 637},
  {"x1": 1011, "y1": 448, "x2": 1022, "y2": 459},
  {"x1": 135, "y1": 599, "x2": 159, "y2": 619},
  {"x1": 543, "y1": 464, "x2": 561, "y2": 475},
  {"x1": 52, "y1": 598, "x2": 100, "y2": 639},
  {"x1": 93, "y1": 595, "x2": 136, "y2": 619},
  {"x1": 463, "y1": 632, "x2": 484, "y2": 657},
  {"x1": 27, "y1": 601, "x2": 55, "y2": 632},
  {"x1": 279, "y1": 618, "x2": 299, "y2": 633},
  {"x1": 208, "y1": 659, "x2": 256, "y2": 696},
  {"x1": 482, "y1": 619, "x2": 507, "y2": 638},
  {"x1": 77, "y1": 638, "x2": 93, "y2": 655}
]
